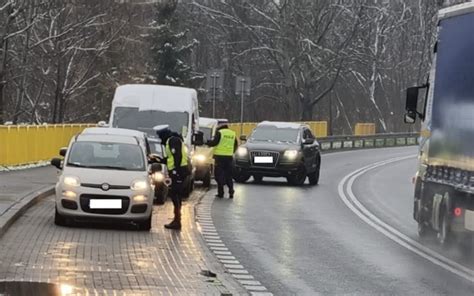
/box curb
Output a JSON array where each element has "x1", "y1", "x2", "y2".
[
  {"x1": 193, "y1": 188, "x2": 249, "y2": 296},
  {"x1": 195, "y1": 189, "x2": 273, "y2": 296},
  {"x1": 0, "y1": 186, "x2": 54, "y2": 239}
]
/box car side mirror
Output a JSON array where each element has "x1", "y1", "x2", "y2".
[
  {"x1": 303, "y1": 138, "x2": 315, "y2": 145},
  {"x1": 239, "y1": 135, "x2": 247, "y2": 142},
  {"x1": 59, "y1": 147, "x2": 67, "y2": 157},
  {"x1": 150, "y1": 163, "x2": 163, "y2": 174},
  {"x1": 192, "y1": 131, "x2": 204, "y2": 146},
  {"x1": 51, "y1": 158, "x2": 62, "y2": 170}
]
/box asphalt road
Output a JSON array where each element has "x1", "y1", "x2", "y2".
[{"x1": 212, "y1": 147, "x2": 474, "y2": 295}]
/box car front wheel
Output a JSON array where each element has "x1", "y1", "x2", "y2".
[
  {"x1": 54, "y1": 207, "x2": 68, "y2": 227},
  {"x1": 287, "y1": 165, "x2": 306, "y2": 186}
]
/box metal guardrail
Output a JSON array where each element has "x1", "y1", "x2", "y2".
[{"x1": 317, "y1": 133, "x2": 419, "y2": 151}]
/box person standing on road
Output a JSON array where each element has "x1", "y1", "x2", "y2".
[
  {"x1": 206, "y1": 124, "x2": 238, "y2": 198},
  {"x1": 156, "y1": 126, "x2": 190, "y2": 230}
]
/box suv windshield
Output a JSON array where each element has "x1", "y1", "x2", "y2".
[
  {"x1": 112, "y1": 107, "x2": 189, "y2": 137},
  {"x1": 67, "y1": 142, "x2": 145, "y2": 171},
  {"x1": 250, "y1": 126, "x2": 299, "y2": 143}
]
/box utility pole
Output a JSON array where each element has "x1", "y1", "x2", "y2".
[{"x1": 235, "y1": 76, "x2": 251, "y2": 135}]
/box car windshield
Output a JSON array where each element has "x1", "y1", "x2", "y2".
[
  {"x1": 112, "y1": 107, "x2": 189, "y2": 137},
  {"x1": 67, "y1": 142, "x2": 145, "y2": 171},
  {"x1": 250, "y1": 126, "x2": 299, "y2": 143},
  {"x1": 201, "y1": 127, "x2": 213, "y2": 143}
]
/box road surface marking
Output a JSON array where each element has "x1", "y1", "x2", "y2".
[{"x1": 196, "y1": 192, "x2": 272, "y2": 295}]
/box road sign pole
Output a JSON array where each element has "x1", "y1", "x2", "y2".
[
  {"x1": 212, "y1": 75, "x2": 217, "y2": 118},
  {"x1": 240, "y1": 79, "x2": 245, "y2": 135}
]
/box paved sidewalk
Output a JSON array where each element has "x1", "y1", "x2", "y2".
[
  {"x1": 0, "y1": 167, "x2": 57, "y2": 237},
  {"x1": 0, "y1": 168, "x2": 246, "y2": 295}
]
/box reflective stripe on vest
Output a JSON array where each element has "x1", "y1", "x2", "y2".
[
  {"x1": 213, "y1": 129, "x2": 236, "y2": 156},
  {"x1": 166, "y1": 139, "x2": 188, "y2": 170}
]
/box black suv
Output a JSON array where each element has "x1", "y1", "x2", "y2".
[{"x1": 233, "y1": 121, "x2": 321, "y2": 186}]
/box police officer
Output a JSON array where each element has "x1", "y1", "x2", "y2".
[
  {"x1": 156, "y1": 126, "x2": 190, "y2": 230},
  {"x1": 206, "y1": 123, "x2": 238, "y2": 198}
]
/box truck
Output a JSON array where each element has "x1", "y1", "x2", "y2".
[
  {"x1": 405, "y1": 3, "x2": 474, "y2": 246},
  {"x1": 108, "y1": 84, "x2": 203, "y2": 201}
]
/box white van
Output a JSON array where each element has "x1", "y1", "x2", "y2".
[
  {"x1": 109, "y1": 84, "x2": 200, "y2": 149},
  {"x1": 51, "y1": 129, "x2": 155, "y2": 230}
]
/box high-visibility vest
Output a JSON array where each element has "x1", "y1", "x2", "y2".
[
  {"x1": 166, "y1": 138, "x2": 188, "y2": 170},
  {"x1": 213, "y1": 129, "x2": 236, "y2": 156}
]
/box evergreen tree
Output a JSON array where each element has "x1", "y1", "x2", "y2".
[{"x1": 149, "y1": 0, "x2": 197, "y2": 86}]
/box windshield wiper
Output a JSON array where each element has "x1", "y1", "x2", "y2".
[
  {"x1": 86, "y1": 165, "x2": 129, "y2": 170},
  {"x1": 68, "y1": 162, "x2": 87, "y2": 168}
]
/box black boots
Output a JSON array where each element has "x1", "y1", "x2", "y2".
[{"x1": 165, "y1": 206, "x2": 181, "y2": 230}]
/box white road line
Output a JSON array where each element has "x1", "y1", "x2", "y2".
[
  {"x1": 338, "y1": 155, "x2": 474, "y2": 283},
  {"x1": 197, "y1": 193, "x2": 271, "y2": 294}
]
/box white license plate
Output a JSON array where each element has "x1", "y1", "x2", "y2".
[
  {"x1": 254, "y1": 156, "x2": 273, "y2": 164},
  {"x1": 465, "y1": 210, "x2": 474, "y2": 231},
  {"x1": 89, "y1": 199, "x2": 122, "y2": 209}
]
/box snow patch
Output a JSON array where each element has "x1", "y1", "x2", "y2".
[{"x1": 0, "y1": 161, "x2": 50, "y2": 172}]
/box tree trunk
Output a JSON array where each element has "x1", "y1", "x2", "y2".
[{"x1": 300, "y1": 101, "x2": 314, "y2": 121}]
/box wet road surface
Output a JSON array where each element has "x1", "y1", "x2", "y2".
[{"x1": 212, "y1": 147, "x2": 474, "y2": 295}]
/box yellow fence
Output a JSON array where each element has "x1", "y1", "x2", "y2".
[
  {"x1": 1, "y1": 121, "x2": 375, "y2": 167},
  {"x1": 228, "y1": 121, "x2": 328, "y2": 139},
  {"x1": 354, "y1": 123, "x2": 376, "y2": 136},
  {"x1": 0, "y1": 124, "x2": 95, "y2": 166}
]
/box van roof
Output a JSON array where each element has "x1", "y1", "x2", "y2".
[
  {"x1": 112, "y1": 84, "x2": 197, "y2": 113},
  {"x1": 439, "y1": 2, "x2": 474, "y2": 21},
  {"x1": 258, "y1": 121, "x2": 303, "y2": 129}
]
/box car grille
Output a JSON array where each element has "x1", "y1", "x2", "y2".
[
  {"x1": 82, "y1": 183, "x2": 130, "y2": 190},
  {"x1": 80, "y1": 194, "x2": 130, "y2": 215},
  {"x1": 250, "y1": 151, "x2": 280, "y2": 167}
]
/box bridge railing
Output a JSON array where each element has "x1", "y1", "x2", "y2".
[
  {"x1": 0, "y1": 123, "x2": 418, "y2": 167},
  {"x1": 318, "y1": 132, "x2": 419, "y2": 152}
]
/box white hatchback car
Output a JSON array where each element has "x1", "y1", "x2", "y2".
[{"x1": 51, "y1": 129, "x2": 154, "y2": 230}]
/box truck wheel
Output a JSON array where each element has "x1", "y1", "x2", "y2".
[
  {"x1": 54, "y1": 207, "x2": 68, "y2": 227},
  {"x1": 437, "y1": 209, "x2": 452, "y2": 247},
  {"x1": 417, "y1": 221, "x2": 433, "y2": 238},
  {"x1": 253, "y1": 175, "x2": 263, "y2": 183},
  {"x1": 203, "y1": 171, "x2": 211, "y2": 188}
]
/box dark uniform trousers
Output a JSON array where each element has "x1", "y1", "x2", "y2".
[{"x1": 214, "y1": 156, "x2": 234, "y2": 196}]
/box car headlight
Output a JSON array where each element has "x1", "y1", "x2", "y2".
[
  {"x1": 63, "y1": 176, "x2": 80, "y2": 187},
  {"x1": 236, "y1": 147, "x2": 248, "y2": 157},
  {"x1": 193, "y1": 154, "x2": 207, "y2": 163},
  {"x1": 152, "y1": 172, "x2": 165, "y2": 183},
  {"x1": 131, "y1": 180, "x2": 148, "y2": 191},
  {"x1": 283, "y1": 150, "x2": 299, "y2": 160}
]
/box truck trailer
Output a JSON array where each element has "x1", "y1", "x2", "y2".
[{"x1": 405, "y1": 3, "x2": 474, "y2": 246}]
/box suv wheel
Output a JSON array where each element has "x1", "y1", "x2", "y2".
[
  {"x1": 287, "y1": 165, "x2": 306, "y2": 186},
  {"x1": 308, "y1": 156, "x2": 321, "y2": 185},
  {"x1": 253, "y1": 175, "x2": 263, "y2": 183}
]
